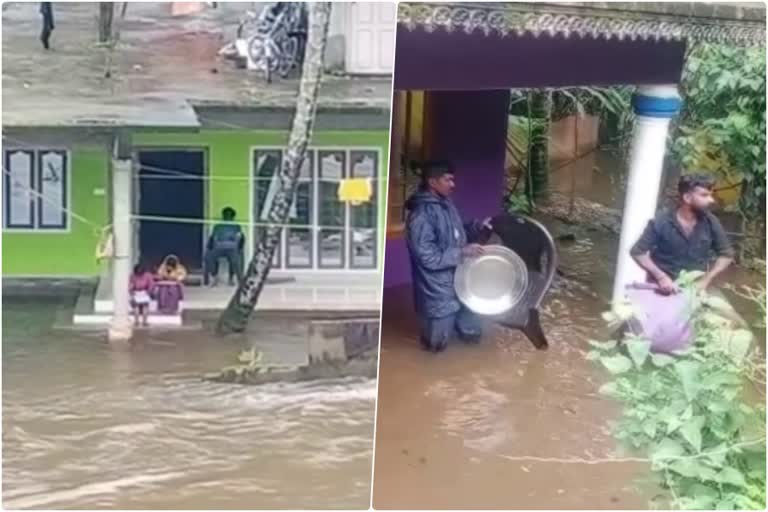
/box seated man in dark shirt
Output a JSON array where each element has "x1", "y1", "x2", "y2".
[
  {"x1": 205, "y1": 207, "x2": 245, "y2": 287},
  {"x1": 630, "y1": 174, "x2": 734, "y2": 295}
]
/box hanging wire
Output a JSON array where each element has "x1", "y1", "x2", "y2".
[
  {"x1": 1, "y1": 167, "x2": 106, "y2": 233},
  {"x1": 2, "y1": 167, "x2": 375, "y2": 233},
  {"x1": 131, "y1": 213, "x2": 376, "y2": 233},
  {"x1": 2, "y1": 134, "x2": 388, "y2": 183}
]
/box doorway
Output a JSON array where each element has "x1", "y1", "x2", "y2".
[{"x1": 137, "y1": 149, "x2": 206, "y2": 272}]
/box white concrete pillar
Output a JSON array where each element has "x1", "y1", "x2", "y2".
[
  {"x1": 108, "y1": 158, "x2": 134, "y2": 342},
  {"x1": 612, "y1": 85, "x2": 682, "y2": 305}
]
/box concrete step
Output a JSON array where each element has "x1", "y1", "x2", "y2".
[{"x1": 72, "y1": 312, "x2": 184, "y2": 327}]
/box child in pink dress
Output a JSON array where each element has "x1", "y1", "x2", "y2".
[{"x1": 129, "y1": 263, "x2": 155, "y2": 327}]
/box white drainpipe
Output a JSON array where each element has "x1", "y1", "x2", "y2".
[
  {"x1": 108, "y1": 158, "x2": 134, "y2": 342},
  {"x1": 612, "y1": 85, "x2": 682, "y2": 305}
]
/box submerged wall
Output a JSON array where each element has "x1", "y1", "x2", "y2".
[{"x1": 384, "y1": 89, "x2": 509, "y2": 287}]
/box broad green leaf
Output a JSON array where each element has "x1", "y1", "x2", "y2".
[
  {"x1": 703, "y1": 294, "x2": 735, "y2": 313},
  {"x1": 585, "y1": 350, "x2": 602, "y2": 361},
  {"x1": 715, "y1": 466, "x2": 747, "y2": 487},
  {"x1": 674, "y1": 360, "x2": 700, "y2": 401},
  {"x1": 660, "y1": 403, "x2": 686, "y2": 435},
  {"x1": 701, "y1": 311, "x2": 730, "y2": 327},
  {"x1": 723, "y1": 329, "x2": 753, "y2": 362},
  {"x1": 706, "y1": 399, "x2": 731, "y2": 414},
  {"x1": 705, "y1": 443, "x2": 728, "y2": 466},
  {"x1": 600, "y1": 355, "x2": 633, "y2": 375},
  {"x1": 693, "y1": 465, "x2": 719, "y2": 482},
  {"x1": 744, "y1": 449, "x2": 767, "y2": 474},
  {"x1": 677, "y1": 497, "x2": 716, "y2": 510},
  {"x1": 667, "y1": 459, "x2": 700, "y2": 478},
  {"x1": 598, "y1": 382, "x2": 622, "y2": 398},
  {"x1": 613, "y1": 301, "x2": 635, "y2": 322},
  {"x1": 680, "y1": 416, "x2": 704, "y2": 452},
  {"x1": 651, "y1": 437, "x2": 685, "y2": 462},
  {"x1": 587, "y1": 339, "x2": 617, "y2": 351},
  {"x1": 642, "y1": 420, "x2": 658, "y2": 438},
  {"x1": 650, "y1": 353, "x2": 675, "y2": 367},
  {"x1": 688, "y1": 483, "x2": 720, "y2": 501},
  {"x1": 625, "y1": 338, "x2": 651, "y2": 368}
]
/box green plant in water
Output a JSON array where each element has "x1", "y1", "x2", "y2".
[
  {"x1": 504, "y1": 187, "x2": 533, "y2": 215},
  {"x1": 209, "y1": 347, "x2": 299, "y2": 381},
  {"x1": 590, "y1": 271, "x2": 766, "y2": 509}
]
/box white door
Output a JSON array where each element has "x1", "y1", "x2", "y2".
[{"x1": 345, "y1": 2, "x2": 395, "y2": 75}]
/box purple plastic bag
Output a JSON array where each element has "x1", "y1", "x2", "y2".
[{"x1": 625, "y1": 283, "x2": 693, "y2": 354}]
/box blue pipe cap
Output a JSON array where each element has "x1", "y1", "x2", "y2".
[{"x1": 632, "y1": 93, "x2": 682, "y2": 118}]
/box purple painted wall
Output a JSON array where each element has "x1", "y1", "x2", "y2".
[
  {"x1": 394, "y1": 26, "x2": 686, "y2": 91},
  {"x1": 384, "y1": 90, "x2": 510, "y2": 287}
]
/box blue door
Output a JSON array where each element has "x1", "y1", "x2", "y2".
[{"x1": 138, "y1": 150, "x2": 205, "y2": 272}]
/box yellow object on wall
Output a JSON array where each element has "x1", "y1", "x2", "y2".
[{"x1": 338, "y1": 178, "x2": 373, "y2": 205}]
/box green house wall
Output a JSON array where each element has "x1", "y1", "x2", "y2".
[
  {"x1": 2, "y1": 147, "x2": 110, "y2": 277},
  {"x1": 2, "y1": 129, "x2": 389, "y2": 277}
]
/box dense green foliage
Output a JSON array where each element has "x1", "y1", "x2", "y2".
[
  {"x1": 673, "y1": 44, "x2": 766, "y2": 247},
  {"x1": 590, "y1": 272, "x2": 766, "y2": 509}
]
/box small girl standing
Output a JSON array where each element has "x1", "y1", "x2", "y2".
[{"x1": 130, "y1": 263, "x2": 155, "y2": 327}]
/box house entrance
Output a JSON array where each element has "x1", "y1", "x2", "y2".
[{"x1": 137, "y1": 149, "x2": 206, "y2": 272}]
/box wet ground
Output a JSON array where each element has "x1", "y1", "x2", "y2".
[
  {"x1": 372, "y1": 151, "x2": 764, "y2": 509},
  {"x1": 2, "y1": 2, "x2": 392, "y2": 127},
  {"x1": 2, "y1": 296, "x2": 375, "y2": 509}
]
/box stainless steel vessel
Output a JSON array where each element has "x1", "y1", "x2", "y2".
[{"x1": 454, "y1": 244, "x2": 528, "y2": 316}]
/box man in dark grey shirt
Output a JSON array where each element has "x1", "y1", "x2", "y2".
[{"x1": 630, "y1": 174, "x2": 734, "y2": 295}]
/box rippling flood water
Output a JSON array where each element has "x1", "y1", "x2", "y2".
[
  {"x1": 3, "y1": 299, "x2": 375, "y2": 509},
  {"x1": 373, "y1": 152, "x2": 764, "y2": 509}
]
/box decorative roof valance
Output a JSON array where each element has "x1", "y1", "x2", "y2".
[{"x1": 398, "y1": 2, "x2": 766, "y2": 47}]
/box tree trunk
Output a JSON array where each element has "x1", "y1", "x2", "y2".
[
  {"x1": 529, "y1": 90, "x2": 552, "y2": 201},
  {"x1": 216, "y1": 2, "x2": 332, "y2": 335},
  {"x1": 98, "y1": 2, "x2": 114, "y2": 43}
]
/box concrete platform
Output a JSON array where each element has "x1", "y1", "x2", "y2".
[{"x1": 74, "y1": 270, "x2": 382, "y2": 327}]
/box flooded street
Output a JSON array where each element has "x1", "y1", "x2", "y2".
[
  {"x1": 2, "y1": 298, "x2": 375, "y2": 509},
  {"x1": 373, "y1": 152, "x2": 763, "y2": 509}
]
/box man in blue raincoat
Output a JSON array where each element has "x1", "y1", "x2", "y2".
[{"x1": 405, "y1": 161, "x2": 492, "y2": 353}]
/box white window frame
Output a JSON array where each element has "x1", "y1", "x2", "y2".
[
  {"x1": 2, "y1": 148, "x2": 71, "y2": 233},
  {"x1": 249, "y1": 145, "x2": 381, "y2": 272}
]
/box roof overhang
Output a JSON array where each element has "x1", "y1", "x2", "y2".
[{"x1": 399, "y1": 2, "x2": 766, "y2": 47}]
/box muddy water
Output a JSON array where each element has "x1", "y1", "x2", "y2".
[
  {"x1": 2, "y1": 299, "x2": 375, "y2": 510},
  {"x1": 373, "y1": 151, "x2": 763, "y2": 509},
  {"x1": 373, "y1": 246, "x2": 650, "y2": 510}
]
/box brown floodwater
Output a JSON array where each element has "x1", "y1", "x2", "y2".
[
  {"x1": 373, "y1": 245, "x2": 650, "y2": 509},
  {"x1": 2, "y1": 298, "x2": 375, "y2": 510},
  {"x1": 372, "y1": 151, "x2": 764, "y2": 509}
]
